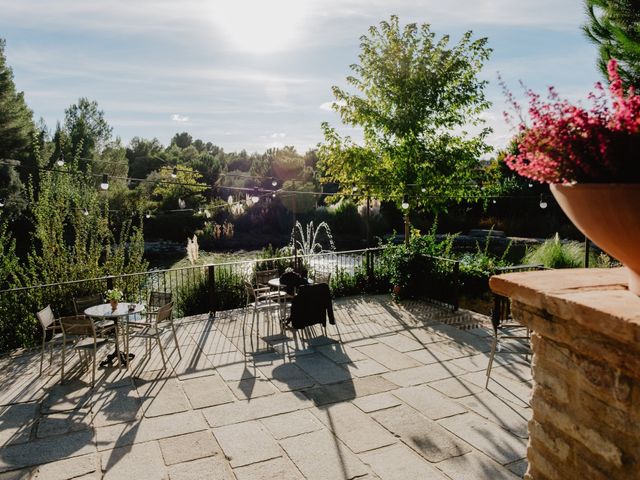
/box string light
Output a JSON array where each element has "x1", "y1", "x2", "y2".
[
  {"x1": 0, "y1": 199, "x2": 5, "y2": 208},
  {"x1": 100, "y1": 174, "x2": 109, "y2": 191},
  {"x1": 82, "y1": 208, "x2": 89, "y2": 216},
  {"x1": 352, "y1": 184, "x2": 358, "y2": 192},
  {"x1": 421, "y1": 187, "x2": 426, "y2": 193},
  {"x1": 271, "y1": 179, "x2": 278, "y2": 187},
  {"x1": 251, "y1": 187, "x2": 260, "y2": 204},
  {"x1": 145, "y1": 211, "x2": 151, "y2": 219},
  {"x1": 492, "y1": 199, "x2": 497, "y2": 204},
  {"x1": 171, "y1": 167, "x2": 178, "y2": 179},
  {"x1": 528, "y1": 183, "x2": 533, "y2": 188},
  {"x1": 401, "y1": 194, "x2": 409, "y2": 210},
  {"x1": 539, "y1": 194, "x2": 548, "y2": 209},
  {"x1": 56, "y1": 154, "x2": 65, "y2": 167}
]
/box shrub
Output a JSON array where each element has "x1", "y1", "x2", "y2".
[
  {"x1": 523, "y1": 234, "x2": 584, "y2": 268},
  {"x1": 175, "y1": 268, "x2": 245, "y2": 317}
]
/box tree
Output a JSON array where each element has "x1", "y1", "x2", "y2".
[
  {"x1": 318, "y1": 16, "x2": 493, "y2": 243},
  {"x1": 0, "y1": 39, "x2": 36, "y2": 214},
  {"x1": 171, "y1": 132, "x2": 193, "y2": 149},
  {"x1": 64, "y1": 98, "x2": 113, "y2": 164},
  {"x1": 583, "y1": 0, "x2": 640, "y2": 89}
]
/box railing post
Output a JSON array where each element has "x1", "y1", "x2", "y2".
[
  {"x1": 106, "y1": 276, "x2": 114, "y2": 290},
  {"x1": 207, "y1": 265, "x2": 216, "y2": 319},
  {"x1": 452, "y1": 261, "x2": 460, "y2": 312}
]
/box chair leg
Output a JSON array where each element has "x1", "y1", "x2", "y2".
[
  {"x1": 91, "y1": 345, "x2": 97, "y2": 388},
  {"x1": 60, "y1": 337, "x2": 66, "y2": 384},
  {"x1": 156, "y1": 332, "x2": 167, "y2": 369},
  {"x1": 40, "y1": 334, "x2": 46, "y2": 376},
  {"x1": 485, "y1": 335, "x2": 498, "y2": 388},
  {"x1": 171, "y1": 321, "x2": 182, "y2": 358}
]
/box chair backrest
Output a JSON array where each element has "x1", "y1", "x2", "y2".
[
  {"x1": 149, "y1": 291, "x2": 172, "y2": 310},
  {"x1": 491, "y1": 264, "x2": 546, "y2": 330},
  {"x1": 255, "y1": 269, "x2": 278, "y2": 287},
  {"x1": 36, "y1": 305, "x2": 57, "y2": 330},
  {"x1": 314, "y1": 272, "x2": 331, "y2": 285},
  {"x1": 59, "y1": 315, "x2": 96, "y2": 337},
  {"x1": 155, "y1": 301, "x2": 174, "y2": 324},
  {"x1": 244, "y1": 280, "x2": 257, "y2": 302},
  {"x1": 73, "y1": 294, "x2": 103, "y2": 315}
]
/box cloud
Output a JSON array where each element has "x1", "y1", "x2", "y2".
[
  {"x1": 270, "y1": 132, "x2": 286, "y2": 138},
  {"x1": 171, "y1": 114, "x2": 189, "y2": 122},
  {"x1": 319, "y1": 100, "x2": 345, "y2": 111}
]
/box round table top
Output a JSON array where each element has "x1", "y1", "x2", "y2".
[
  {"x1": 84, "y1": 302, "x2": 144, "y2": 318},
  {"x1": 267, "y1": 278, "x2": 313, "y2": 288}
]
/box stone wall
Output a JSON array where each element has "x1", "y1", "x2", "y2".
[{"x1": 490, "y1": 268, "x2": 640, "y2": 479}]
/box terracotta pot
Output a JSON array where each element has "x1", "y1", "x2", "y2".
[
  {"x1": 109, "y1": 299, "x2": 118, "y2": 311},
  {"x1": 550, "y1": 183, "x2": 640, "y2": 295},
  {"x1": 392, "y1": 285, "x2": 402, "y2": 296}
]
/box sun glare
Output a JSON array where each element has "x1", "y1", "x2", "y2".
[{"x1": 211, "y1": 0, "x2": 309, "y2": 54}]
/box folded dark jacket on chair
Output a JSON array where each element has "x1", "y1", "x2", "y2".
[
  {"x1": 288, "y1": 283, "x2": 335, "y2": 329},
  {"x1": 279, "y1": 271, "x2": 309, "y2": 296}
]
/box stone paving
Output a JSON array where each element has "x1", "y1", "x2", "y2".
[{"x1": 0, "y1": 295, "x2": 532, "y2": 479}]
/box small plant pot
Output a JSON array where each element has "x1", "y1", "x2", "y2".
[
  {"x1": 110, "y1": 300, "x2": 118, "y2": 311},
  {"x1": 550, "y1": 183, "x2": 640, "y2": 295},
  {"x1": 392, "y1": 285, "x2": 402, "y2": 296}
]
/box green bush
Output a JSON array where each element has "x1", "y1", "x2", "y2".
[
  {"x1": 457, "y1": 234, "x2": 512, "y2": 295},
  {"x1": 523, "y1": 234, "x2": 584, "y2": 268},
  {"x1": 175, "y1": 269, "x2": 245, "y2": 317}
]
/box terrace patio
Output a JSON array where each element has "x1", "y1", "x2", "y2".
[{"x1": 0, "y1": 295, "x2": 531, "y2": 480}]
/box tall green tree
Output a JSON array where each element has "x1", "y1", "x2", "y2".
[
  {"x1": 318, "y1": 16, "x2": 493, "y2": 242},
  {"x1": 64, "y1": 98, "x2": 113, "y2": 165},
  {"x1": 0, "y1": 39, "x2": 36, "y2": 215},
  {"x1": 583, "y1": 0, "x2": 640, "y2": 89}
]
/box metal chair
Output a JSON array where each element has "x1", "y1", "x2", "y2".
[
  {"x1": 242, "y1": 281, "x2": 286, "y2": 355},
  {"x1": 485, "y1": 264, "x2": 545, "y2": 388},
  {"x1": 73, "y1": 294, "x2": 115, "y2": 335},
  {"x1": 36, "y1": 306, "x2": 64, "y2": 375},
  {"x1": 314, "y1": 271, "x2": 332, "y2": 286},
  {"x1": 128, "y1": 301, "x2": 180, "y2": 369},
  {"x1": 255, "y1": 269, "x2": 279, "y2": 289},
  {"x1": 59, "y1": 315, "x2": 111, "y2": 387}
]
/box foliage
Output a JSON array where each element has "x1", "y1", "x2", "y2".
[
  {"x1": 64, "y1": 97, "x2": 113, "y2": 163},
  {"x1": 290, "y1": 221, "x2": 335, "y2": 256},
  {"x1": 457, "y1": 234, "x2": 512, "y2": 295},
  {"x1": 523, "y1": 234, "x2": 588, "y2": 268},
  {"x1": 503, "y1": 59, "x2": 640, "y2": 183},
  {"x1": 175, "y1": 268, "x2": 245, "y2": 316},
  {"x1": 583, "y1": 0, "x2": 640, "y2": 89},
  {"x1": 318, "y1": 16, "x2": 493, "y2": 213},
  {"x1": 146, "y1": 165, "x2": 206, "y2": 211},
  {"x1": 104, "y1": 288, "x2": 123, "y2": 302},
  {"x1": 254, "y1": 245, "x2": 291, "y2": 274}
]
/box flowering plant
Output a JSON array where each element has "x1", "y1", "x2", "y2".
[
  {"x1": 504, "y1": 59, "x2": 640, "y2": 184},
  {"x1": 104, "y1": 288, "x2": 123, "y2": 302}
]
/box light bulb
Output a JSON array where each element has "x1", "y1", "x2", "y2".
[
  {"x1": 171, "y1": 167, "x2": 178, "y2": 179},
  {"x1": 421, "y1": 187, "x2": 426, "y2": 193},
  {"x1": 528, "y1": 183, "x2": 533, "y2": 188},
  {"x1": 145, "y1": 211, "x2": 151, "y2": 219},
  {"x1": 401, "y1": 194, "x2": 409, "y2": 210},
  {"x1": 197, "y1": 207, "x2": 203, "y2": 214},
  {"x1": 100, "y1": 174, "x2": 109, "y2": 190},
  {"x1": 271, "y1": 179, "x2": 278, "y2": 187},
  {"x1": 539, "y1": 200, "x2": 548, "y2": 209},
  {"x1": 0, "y1": 199, "x2": 5, "y2": 207},
  {"x1": 56, "y1": 154, "x2": 65, "y2": 167},
  {"x1": 251, "y1": 188, "x2": 260, "y2": 203},
  {"x1": 83, "y1": 208, "x2": 89, "y2": 216},
  {"x1": 352, "y1": 185, "x2": 358, "y2": 192},
  {"x1": 492, "y1": 199, "x2": 497, "y2": 204}
]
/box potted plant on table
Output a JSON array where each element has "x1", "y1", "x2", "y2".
[
  {"x1": 503, "y1": 59, "x2": 640, "y2": 294},
  {"x1": 105, "y1": 288, "x2": 124, "y2": 311}
]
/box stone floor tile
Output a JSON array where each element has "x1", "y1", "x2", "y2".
[
  {"x1": 96, "y1": 410, "x2": 208, "y2": 451},
  {"x1": 90, "y1": 385, "x2": 141, "y2": 427},
  {"x1": 507, "y1": 458, "x2": 528, "y2": 477},
  {"x1": 458, "y1": 391, "x2": 531, "y2": 438},
  {"x1": 376, "y1": 333, "x2": 425, "y2": 353},
  {"x1": 181, "y1": 375, "x2": 235, "y2": 409},
  {"x1": 342, "y1": 359, "x2": 388, "y2": 378},
  {"x1": 171, "y1": 344, "x2": 217, "y2": 380},
  {"x1": 214, "y1": 361, "x2": 262, "y2": 381},
  {"x1": 382, "y1": 362, "x2": 465, "y2": 387},
  {"x1": 41, "y1": 381, "x2": 93, "y2": 413},
  {"x1": 360, "y1": 444, "x2": 447, "y2": 480},
  {"x1": 405, "y1": 345, "x2": 456, "y2": 365},
  {"x1": 399, "y1": 327, "x2": 447, "y2": 345},
  {"x1": 438, "y1": 412, "x2": 527, "y2": 465},
  {"x1": 0, "y1": 429, "x2": 95, "y2": 472},
  {"x1": 135, "y1": 376, "x2": 190, "y2": 418},
  {"x1": 30, "y1": 453, "x2": 97, "y2": 480},
  {"x1": 352, "y1": 392, "x2": 402, "y2": 413},
  {"x1": 36, "y1": 410, "x2": 92, "y2": 439},
  {"x1": 491, "y1": 363, "x2": 533, "y2": 384},
  {"x1": 101, "y1": 441, "x2": 168, "y2": 479},
  {"x1": 0, "y1": 469, "x2": 31, "y2": 480},
  {"x1": 233, "y1": 456, "x2": 304, "y2": 480},
  {"x1": 428, "y1": 377, "x2": 484, "y2": 399},
  {"x1": 159, "y1": 430, "x2": 221, "y2": 466},
  {"x1": 226, "y1": 377, "x2": 278, "y2": 401},
  {"x1": 315, "y1": 344, "x2": 369, "y2": 364},
  {"x1": 291, "y1": 354, "x2": 351, "y2": 385},
  {"x1": 279, "y1": 429, "x2": 369, "y2": 480},
  {"x1": 371, "y1": 405, "x2": 470, "y2": 463},
  {"x1": 392, "y1": 385, "x2": 467, "y2": 420},
  {"x1": 255, "y1": 359, "x2": 315, "y2": 392},
  {"x1": 168, "y1": 456, "x2": 235, "y2": 480},
  {"x1": 212, "y1": 420, "x2": 282, "y2": 468},
  {"x1": 460, "y1": 372, "x2": 531, "y2": 408},
  {"x1": 303, "y1": 375, "x2": 397, "y2": 406},
  {"x1": 311, "y1": 403, "x2": 396, "y2": 453},
  {"x1": 435, "y1": 451, "x2": 521, "y2": 480},
  {"x1": 202, "y1": 391, "x2": 311, "y2": 428},
  {"x1": 355, "y1": 344, "x2": 421, "y2": 371},
  {"x1": 0, "y1": 403, "x2": 38, "y2": 447},
  {"x1": 260, "y1": 410, "x2": 323, "y2": 440}
]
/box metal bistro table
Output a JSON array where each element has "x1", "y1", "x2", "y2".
[{"x1": 84, "y1": 302, "x2": 144, "y2": 367}]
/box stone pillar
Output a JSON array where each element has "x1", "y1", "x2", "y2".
[{"x1": 490, "y1": 268, "x2": 640, "y2": 480}]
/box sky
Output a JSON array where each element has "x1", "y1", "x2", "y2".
[{"x1": 0, "y1": 0, "x2": 602, "y2": 154}]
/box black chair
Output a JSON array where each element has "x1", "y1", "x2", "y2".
[{"x1": 485, "y1": 264, "x2": 545, "y2": 388}]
